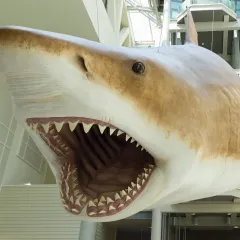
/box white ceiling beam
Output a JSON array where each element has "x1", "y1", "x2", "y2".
[
  {"x1": 116, "y1": 0, "x2": 124, "y2": 32},
  {"x1": 107, "y1": 0, "x2": 116, "y2": 30},
  {"x1": 223, "y1": 15, "x2": 229, "y2": 59},
  {"x1": 148, "y1": 203, "x2": 240, "y2": 213},
  {"x1": 119, "y1": 27, "x2": 130, "y2": 45},
  {"x1": 170, "y1": 19, "x2": 240, "y2": 32}
]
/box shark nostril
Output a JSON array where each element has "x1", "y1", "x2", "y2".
[{"x1": 76, "y1": 55, "x2": 88, "y2": 73}]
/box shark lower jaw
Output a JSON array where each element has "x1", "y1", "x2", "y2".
[{"x1": 26, "y1": 117, "x2": 156, "y2": 217}]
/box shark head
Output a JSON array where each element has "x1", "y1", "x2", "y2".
[{"x1": 0, "y1": 16, "x2": 240, "y2": 222}]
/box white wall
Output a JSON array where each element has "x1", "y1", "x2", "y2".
[
  {"x1": 0, "y1": 0, "x2": 98, "y2": 41},
  {"x1": 0, "y1": 185, "x2": 81, "y2": 240},
  {"x1": 0, "y1": 80, "x2": 47, "y2": 186}
]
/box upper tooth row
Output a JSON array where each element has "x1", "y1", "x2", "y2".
[{"x1": 30, "y1": 121, "x2": 144, "y2": 149}]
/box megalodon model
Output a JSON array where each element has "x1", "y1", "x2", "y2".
[{"x1": 0, "y1": 10, "x2": 240, "y2": 222}]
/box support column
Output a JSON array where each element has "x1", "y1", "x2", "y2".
[
  {"x1": 79, "y1": 221, "x2": 97, "y2": 240},
  {"x1": 232, "y1": 30, "x2": 240, "y2": 69},
  {"x1": 151, "y1": 207, "x2": 162, "y2": 240},
  {"x1": 160, "y1": 0, "x2": 171, "y2": 46},
  {"x1": 176, "y1": 32, "x2": 182, "y2": 45}
]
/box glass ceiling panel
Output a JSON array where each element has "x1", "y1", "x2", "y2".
[{"x1": 128, "y1": 6, "x2": 161, "y2": 47}]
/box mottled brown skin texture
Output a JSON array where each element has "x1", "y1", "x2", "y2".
[{"x1": 1, "y1": 28, "x2": 240, "y2": 161}]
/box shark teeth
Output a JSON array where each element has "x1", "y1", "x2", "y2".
[
  {"x1": 60, "y1": 163, "x2": 154, "y2": 217},
  {"x1": 98, "y1": 125, "x2": 107, "y2": 134},
  {"x1": 29, "y1": 119, "x2": 146, "y2": 154},
  {"x1": 69, "y1": 121, "x2": 79, "y2": 131},
  {"x1": 83, "y1": 123, "x2": 93, "y2": 133},
  {"x1": 54, "y1": 122, "x2": 64, "y2": 132}
]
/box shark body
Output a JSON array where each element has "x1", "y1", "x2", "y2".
[{"x1": 1, "y1": 15, "x2": 240, "y2": 221}]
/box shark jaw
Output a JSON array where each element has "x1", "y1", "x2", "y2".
[{"x1": 26, "y1": 117, "x2": 156, "y2": 217}]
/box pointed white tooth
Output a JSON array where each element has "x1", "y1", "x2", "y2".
[
  {"x1": 117, "y1": 130, "x2": 124, "y2": 136},
  {"x1": 98, "y1": 125, "x2": 106, "y2": 134},
  {"x1": 93, "y1": 199, "x2": 98, "y2": 203},
  {"x1": 137, "y1": 184, "x2": 141, "y2": 190},
  {"x1": 131, "y1": 182, "x2": 136, "y2": 188},
  {"x1": 149, "y1": 164, "x2": 154, "y2": 169},
  {"x1": 65, "y1": 181, "x2": 69, "y2": 197},
  {"x1": 88, "y1": 201, "x2": 96, "y2": 207},
  {"x1": 120, "y1": 190, "x2": 127, "y2": 197},
  {"x1": 75, "y1": 198, "x2": 81, "y2": 207},
  {"x1": 130, "y1": 138, "x2": 135, "y2": 143},
  {"x1": 33, "y1": 123, "x2": 38, "y2": 131},
  {"x1": 125, "y1": 134, "x2": 131, "y2": 141},
  {"x1": 109, "y1": 128, "x2": 115, "y2": 135},
  {"x1": 72, "y1": 209, "x2": 79, "y2": 213},
  {"x1": 141, "y1": 147, "x2": 144, "y2": 151},
  {"x1": 115, "y1": 193, "x2": 121, "y2": 200},
  {"x1": 149, "y1": 168, "x2": 153, "y2": 173},
  {"x1": 127, "y1": 187, "x2": 132, "y2": 193},
  {"x1": 132, "y1": 190, "x2": 137, "y2": 196},
  {"x1": 109, "y1": 205, "x2": 116, "y2": 211},
  {"x1": 76, "y1": 193, "x2": 82, "y2": 199},
  {"x1": 126, "y1": 195, "x2": 131, "y2": 202},
  {"x1": 144, "y1": 168, "x2": 148, "y2": 173},
  {"x1": 69, "y1": 121, "x2": 79, "y2": 131},
  {"x1": 63, "y1": 204, "x2": 69, "y2": 210},
  {"x1": 136, "y1": 142, "x2": 140, "y2": 147},
  {"x1": 118, "y1": 204, "x2": 124, "y2": 208},
  {"x1": 89, "y1": 212, "x2": 97, "y2": 216},
  {"x1": 70, "y1": 196, "x2": 74, "y2": 204},
  {"x1": 54, "y1": 122, "x2": 64, "y2": 132},
  {"x1": 98, "y1": 201, "x2": 105, "y2": 207},
  {"x1": 107, "y1": 197, "x2": 114, "y2": 204},
  {"x1": 142, "y1": 179, "x2": 146, "y2": 185},
  {"x1": 100, "y1": 196, "x2": 106, "y2": 202},
  {"x1": 142, "y1": 173, "x2": 145, "y2": 178},
  {"x1": 81, "y1": 196, "x2": 87, "y2": 203},
  {"x1": 42, "y1": 123, "x2": 50, "y2": 133},
  {"x1": 137, "y1": 178, "x2": 141, "y2": 184},
  {"x1": 99, "y1": 210, "x2": 107, "y2": 214},
  {"x1": 83, "y1": 123, "x2": 92, "y2": 133},
  {"x1": 144, "y1": 173, "x2": 149, "y2": 179}
]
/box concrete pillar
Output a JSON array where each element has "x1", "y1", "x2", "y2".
[
  {"x1": 160, "y1": 0, "x2": 171, "y2": 46},
  {"x1": 176, "y1": 32, "x2": 182, "y2": 45},
  {"x1": 79, "y1": 221, "x2": 97, "y2": 240},
  {"x1": 151, "y1": 207, "x2": 162, "y2": 240},
  {"x1": 232, "y1": 30, "x2": 240, "y2": 69}
]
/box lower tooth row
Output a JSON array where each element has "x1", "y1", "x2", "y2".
[{"x1": 87, "y1": 164, "x2": 154, "y2": 216}]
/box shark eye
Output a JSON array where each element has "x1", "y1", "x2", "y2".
[{"x1": 132, "y1": 62, "x2": 145, "y2": 75}]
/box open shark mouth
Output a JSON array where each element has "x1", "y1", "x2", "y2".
[{"x1": 26, "y1": 117, "x2": 155, "y2": 217}]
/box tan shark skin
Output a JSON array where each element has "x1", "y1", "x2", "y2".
[{"x1": 1, "y1": 27, "x2": 240, "y2": 162}]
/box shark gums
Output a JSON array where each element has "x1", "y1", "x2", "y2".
[{"x1": 0, "y1": 10, "x2": 240, "y2": 222}]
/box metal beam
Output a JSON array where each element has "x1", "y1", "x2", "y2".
[
  {"x1": 223, "y1": 15, "x2": 229, "y2": 58},
  {"x1": 127, "y1": 6, "x2": 153, "y2": 12},
  {"x1": 119, "y1": 27, "x2": 130, "y2": 45},
  {"x1": 170, "y1": 19, "x2": 240, "y2": 32}
]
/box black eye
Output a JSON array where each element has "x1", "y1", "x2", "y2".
[{"x1": 132, "y1": 62, "x2": 145, "y2": 75}]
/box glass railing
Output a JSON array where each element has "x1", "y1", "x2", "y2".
[
  {"x1": 181, "y1": 0, "x2": 235, "y2": 11},
  {"x1": 170, "y1": 0, "x2": 236, "y2": 19}
]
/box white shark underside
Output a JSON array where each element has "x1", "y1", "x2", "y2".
[{"x1": 1, "y1": 11, "x2": 240, "y2": 222}]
